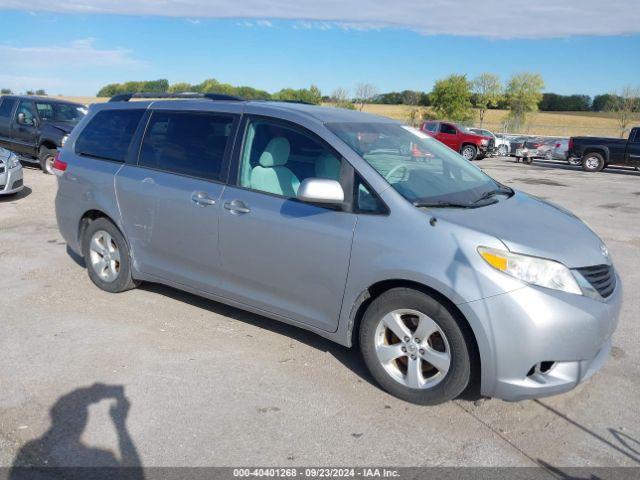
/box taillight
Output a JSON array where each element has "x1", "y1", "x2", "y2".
[
  {"x1": 555, "y1": 143, "x2": 561, "y2": 148},
  {"x1": 52, "y1": 152, "x2": 67, "y2": 175},
  {"x1": 568, "y1": 138, "x2": 573, "y2": 150}
]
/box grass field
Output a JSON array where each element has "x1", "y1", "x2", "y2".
[{"x1": 59, "y1": 96, "x2": 626, "y2": 138}]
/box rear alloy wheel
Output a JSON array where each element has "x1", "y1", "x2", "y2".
[
  {"x1": 498, "y1": 145, "x2": 508, "y2": 156},
  {"x1": 582, "y1": 152, "x2": 605, "y2": 172},
  {"x1": 38, "y1": 146, "x2": 56, "y2": 175},
  {"x1": 461, "y1": 144, "x2": 478, "y2": 161},
  {"x1": 359, "y1": 288, "x2": 472, "y2": 405},
  {"x1": 82, "y1": 217, "x2": 139, "y2": 293}
]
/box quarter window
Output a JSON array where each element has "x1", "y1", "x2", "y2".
[
  {"x1": 238, "y1": 119, "x2": 342, "y2": 198},
  {"x1": 139, "y1": 111, "x2": 235, "y2": 181},
  {"x1": 76, "y1": 109, "x2": 145, "y2": 162}
]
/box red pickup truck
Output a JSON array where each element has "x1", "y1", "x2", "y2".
[{"x1": 420, "y1": 121, "x2": 494, "y2": 160}]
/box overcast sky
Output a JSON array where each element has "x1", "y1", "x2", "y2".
[{"x1": 0, "y1": 0, "x2": 638, "y2": 96}]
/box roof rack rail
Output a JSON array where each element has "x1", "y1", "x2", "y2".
[{"x1": 108, "y1": 92, "x2": 245, "y2": 102}]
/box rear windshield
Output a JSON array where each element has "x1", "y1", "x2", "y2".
[{"x1": 75, "y1": 109, "x2": 144, "y2": 162}]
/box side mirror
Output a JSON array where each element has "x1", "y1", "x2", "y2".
[
  {"x1": 297, "y1": 178, "x2": 344, "y2": 205},
  {"x1": 16, "y1": 113, "x2": 34, "y2": 126},
  {"x1": 16, "y1": 112, "x2": 26, "y2": 125}
]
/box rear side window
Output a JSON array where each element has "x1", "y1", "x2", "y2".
[
  {"x1": 423, "y1": 122, "x2": 437, "y2": 133},
  {"x1": 139, "y1": 111, "x2": 236, "y2": 181},
  {"x1": 0, "y1": 98, "x2": 16, "y2": 118},
  {"x1": 75, "y1": 109, "x2": 144, "y2": 162}
]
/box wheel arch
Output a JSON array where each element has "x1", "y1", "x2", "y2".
[
  {"x1": 582, "y1": 146, "x2": 609, "y2": 162},
  {"x1": 77, "y1": 209, "x2": 123, "y2": 254},
  {"x1": 347, "y1": 278, "x2": 482, "y2": 395},
  {"x1": 39, "y1": 139, "x2": 58, "y2": 151}
]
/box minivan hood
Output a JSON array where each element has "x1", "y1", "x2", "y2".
[{"x1": 433, "y1": 192, "x2": 609, "y2": 268}]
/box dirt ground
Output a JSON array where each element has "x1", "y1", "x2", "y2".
[{"x1": 0, "y1": 157, "x2": 639, "y2": 470}]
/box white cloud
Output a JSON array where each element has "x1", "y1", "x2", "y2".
[
  {"x1": 0, "y1": 38, "x2": 141, "y2": 68},
  {"x1": 0, "y1": 0, "x2": 639, "y2": 38}
]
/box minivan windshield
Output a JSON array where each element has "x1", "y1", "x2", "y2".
[{"x1": 327, "y1": 122, "x2": 509, "y2": 207}]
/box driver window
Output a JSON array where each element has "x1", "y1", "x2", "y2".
[
  {"x1": 440, "y1": 123, "x2": 457, "y2": 135},
  {"x1": 15, "y1": 101, "x2": 36, "y2": 126},
  {"x1": 239, "y1": 119, "x2": 342, "y2": 198}
]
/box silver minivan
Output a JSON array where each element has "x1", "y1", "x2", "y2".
[{"x1": 54, "y1": 94, "x2": 621, "y2": 405}]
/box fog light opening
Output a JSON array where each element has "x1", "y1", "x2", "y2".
[{"x1": 528, "y1": 361, "x2": 557, "y2": 377}]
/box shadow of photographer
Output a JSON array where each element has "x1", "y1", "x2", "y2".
[{"x1": 10, "y1": 383, "x2": 144, "y2": 480}]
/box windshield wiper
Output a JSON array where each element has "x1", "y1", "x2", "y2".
[
  {"x1": 473, "y1": 186, "x2": 513, "y2": 204},
  {"x1": 413, "y1": 201, "x2": 474, "y2": 209}
]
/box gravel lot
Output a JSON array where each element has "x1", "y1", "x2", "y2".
[{"x1": 1, "y1": 158, "x2": 639, "y2": 470}]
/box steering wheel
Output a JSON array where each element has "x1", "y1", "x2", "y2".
[{"x1": 385, "y1": 163, "x2": 410, "y2": 183}]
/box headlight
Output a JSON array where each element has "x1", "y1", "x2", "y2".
[
  {"x1": 481, "y1": 139, "x2": 489, "y2": 145},
  {"x1": 478, "y1": 246, "x2": 582, "y2": 295},
  {"x1": 61, "y1": 135, "x2": 69, "y2": 147},
  {"x1": 7, "y1": 152, "x2": 20, "y2": 169}
]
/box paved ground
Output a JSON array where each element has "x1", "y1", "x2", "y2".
[{"x1": 1, "y1": 158, "x2": 639, "y2": 470}]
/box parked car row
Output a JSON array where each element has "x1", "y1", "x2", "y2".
[{"x1": 419, "y1": 121, "x2": 495, "y2": 160}]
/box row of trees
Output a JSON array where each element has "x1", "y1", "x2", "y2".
[
  {"x1": 96, "y1": 78, "x2": 323, "y2": 104},
  {"x1": 1, "y1": 88, "x2": 46, "y2": 95}
]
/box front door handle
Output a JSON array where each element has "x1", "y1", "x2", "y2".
[
  {"x1": 191, "y1": 191, "x2": 216, "y2": 207},
  {"x1": 224, "y1": 199, "x2": 251, "y2": 214}
]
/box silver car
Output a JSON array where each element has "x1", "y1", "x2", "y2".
[
  {"x1": 54, "y1": 94, "x2": 621, "y2": 405},
  {"x1": 0, "y1": 147, "x2": 24, "y2": 195}
]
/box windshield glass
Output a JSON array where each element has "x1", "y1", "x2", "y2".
[
  {"x1": 326, "y1": 122, "x2": 502, "y2": 206},
  {"x1": 36, "y1": 103, "x2": 87, "y2": 123}
]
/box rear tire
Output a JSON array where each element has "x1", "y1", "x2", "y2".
[
  {"x1": 582, "y1": 152, "x2": 604, "y2": 172},
  {"x1": 38, "y1": 146, "x2": 56, "y2": 175},
  {"x1": 498, "y1": 145, "x2": 508, "y2": 156},
  {"x1": 359, "y1": 288, "x2": 472, "y2": 405},
  {"x1": 461, "y1": 144, "x2": 478, "y2": 161},
  {"x1": 81, "y1": 217, "x2": 139, "y2": 293}
]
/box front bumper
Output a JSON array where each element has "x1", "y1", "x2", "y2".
[
  {"x1": 458, "y1": 275, "x2": 622, "y2": 401},
  {"x1": 0, "y1": 164, "x2": 24, "y2": 195}
]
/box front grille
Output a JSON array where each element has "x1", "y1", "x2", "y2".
[
  {"x1": 576, "y1": 264, "x2": 616, "y2": 298},
  {"x1": 0, "y1": 165, "x2": 5, "y2": 174}
]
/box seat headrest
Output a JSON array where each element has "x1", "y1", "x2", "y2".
[
  {"x1": 259, "y1": 137, "x2": 290, "y2": 167},
  {"x1": 316, "y1": 152, "x2": 341, "y2": 179}
]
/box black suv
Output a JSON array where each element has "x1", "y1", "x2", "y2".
[{"x1": 0, "y1": 95, "x2": 86, "y2": 174}]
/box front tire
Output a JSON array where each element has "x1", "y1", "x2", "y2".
[
  {"x1": 81, "y1": 217, "x2": 139, "y2": 293},
  {"x1": 359, "y1": 288, "x2": 472, "y2": 405},
  {"x1": 38, "y1": 146, "x2": 56, "y2": 175},
  {"x1": 461, "y1": 144, "x2": 478, "y2": 161},
  {"x1": 582, "y1": 152, "x2": 605, "y2": 172}
]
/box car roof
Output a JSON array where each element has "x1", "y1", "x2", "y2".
[
  {"x1": 91, "y1": 99, "x2": 397, "y2": 125},
  {"x1": 1, "y1": 95, "x2": 85, "y2": 107}
]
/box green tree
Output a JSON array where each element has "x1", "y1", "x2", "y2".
[
  {"x1": 1, "y1": 88, "x2": 12, "y2": 94},
  {"x1": 168, "y1": 82, "x2": 193, "y2": 93},
  {"x1": 606, "y1": 86, "x2": 640, "y2": 137},
  {"x1": 504, "y1": 72, "x2": 545, "y2": 131},
  {"x1": 35, "y1": 89, "x2": 47, "y2": 96},
  {"x1": 273, "y1": 85, "x2": 322, "y2": 104},
  {"x1": 430, "y1": 74, "x2": 473, "y2": 122},
  {"x1": 472, "y1": 73, "x2": 502, "y2": 127}
]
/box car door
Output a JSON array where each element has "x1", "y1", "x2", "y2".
[
  {"x1": 116, "y1": 109, "x2": 239, "y2": 293},
  {"x1": 625, "y1": 129, "x2": 640, "y2": 166},
  {"x1": 11, "y1": 99, "x2": 39, "y2": 156},
  {"x1": 217, "y1": 116, "x2": 356, "y2": 332},
  {"x1": 438, "y1": 123, "x2": 460, "y2": 151},
  {"x1": 0, "y1": 97, "x2": 17, "y2": 149}
]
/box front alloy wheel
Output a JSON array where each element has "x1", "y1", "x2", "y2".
[
  {"x1": 374, "y1": 309, "x2": 451, "y2": 389},
  {"x1": 461, "y1": 145, "x2": 477, "y2": 161},
  {"x1": 359, "y1": 288, "x2": 472, "y2": 405}
]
